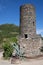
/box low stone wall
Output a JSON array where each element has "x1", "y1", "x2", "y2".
[{"x1": 18, "y1": 35, "x2": 42, "y2": 57}]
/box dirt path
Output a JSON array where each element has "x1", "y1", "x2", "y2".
[{"x1": 0, "y1": 52, "x2": 43, "y2": 65}]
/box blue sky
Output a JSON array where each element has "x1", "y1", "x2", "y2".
[{"x1": 0, "y1": 0, "x2": 43, "y2": 36}]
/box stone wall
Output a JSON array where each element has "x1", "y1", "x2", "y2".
[
  {"x1": 20, "y1": 4, "x2": 36, "y2": 38},
  {"x1": 18, "y1": 35, "x2": 42, "y2": 57},
  {"x1": 19, "y1": 4, "x2": 42, "y2": 57}
]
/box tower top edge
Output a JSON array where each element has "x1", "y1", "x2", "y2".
[{"x1": 20, "y1": 4, "x2": 35, "y2": 9}]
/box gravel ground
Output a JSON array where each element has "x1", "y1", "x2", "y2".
[{"x1": 0, "y1": 52, "x2": 43, "y2": 65}]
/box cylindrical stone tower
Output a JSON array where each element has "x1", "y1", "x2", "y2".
[
  {"x1": 18, "y1": 4, "x2": 42, "y2": 57},
  {"x1": 20, "y1": 4, "x2": 36, "y2": 38}
]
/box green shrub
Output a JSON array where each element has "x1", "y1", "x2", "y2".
[
  {"x1": 8, "y1": 37, "x2": 18, "y2": 43},
  {"x1": 3, "y1": 42, "x2": 14, "y2": 59}
]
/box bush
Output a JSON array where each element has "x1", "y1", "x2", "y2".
[
  {"x1": 3, "y1": 42, "x2": 14, "y2": 59},
  {"x1": 8, "y1": 37, "x2": 18, "y2": 43}
]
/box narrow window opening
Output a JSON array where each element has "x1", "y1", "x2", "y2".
[
  {"x1": 25, "y1": 34, "x2": 28, "y2": 38},
  {"x1": 33, "y1": 21, "x2": 35, "y2": 26}
]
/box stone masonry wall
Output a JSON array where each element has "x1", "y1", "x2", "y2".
[
  {"x1": 20, "y1": 4, "x2": 36, "y2": 38},
  {"x1": 19, "y1": 4, "x2": 42, "y2": 57}
]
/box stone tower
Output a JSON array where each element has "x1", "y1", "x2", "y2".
[
  {"x1": 19, "y1": 4, "x2": 42, "y2": 57},
  {"x1": 20, "y1": 4, "x2": 36, "y2": 38}
]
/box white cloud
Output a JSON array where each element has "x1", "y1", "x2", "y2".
[{"x1": 36, "y1": 29, "x2": 43, "y2": 37}]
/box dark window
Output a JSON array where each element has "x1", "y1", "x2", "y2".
[
  {"x1": 25, "y1": 34, "x2": 28, "y2": 38},
  {"x1": 33, "y1": 21, "x2": 35, "y2": 26}
]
